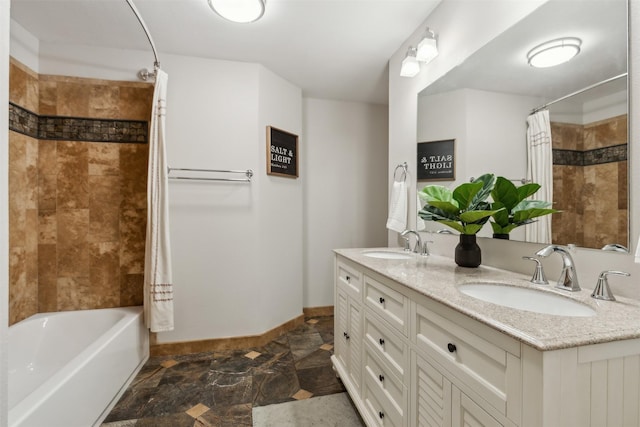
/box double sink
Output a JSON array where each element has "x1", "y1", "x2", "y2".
[{"x1": 361, "y1": 249, "x2": 596, "y2": 318}]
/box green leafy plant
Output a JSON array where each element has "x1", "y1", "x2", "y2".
[
  {"x1": 489, "y1": 176, "x2": 559, "y2": 235},
  {"x1": 418, "y1": 173, "x2": 503, "y2": 235}
]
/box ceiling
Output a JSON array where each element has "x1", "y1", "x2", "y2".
[
  {"x1": 9, "y1": 0, "x2": 441, "y2": 105},
  {"x1": 419, "y1": 0, "x2": 627, "y2": 107}
]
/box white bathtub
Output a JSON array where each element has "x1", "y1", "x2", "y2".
[{"x1": 8, "y1": 306, "x2": 149, "y2": 427}]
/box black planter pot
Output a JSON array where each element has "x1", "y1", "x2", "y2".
[
  {"x1": 455, "y1": 234, "x2": 481, "y2": 268},
  {"x1": 493, "y1": 233, "x2": 510, "y2": 240}
]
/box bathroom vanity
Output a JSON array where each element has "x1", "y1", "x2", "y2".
[{"x1": 331, "y1": 248, "x2": 640, "y2": 427}]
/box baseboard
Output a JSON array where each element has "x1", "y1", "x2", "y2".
[
  {"x1": 303, "y1": 305, "x2": 334, "y2": 317},
  {"x1": 150, "y1": 314, "x2": 305, "y2": 357},
  {"x1": 150, "y1": 305, "x2": 336, "y2": 357}
]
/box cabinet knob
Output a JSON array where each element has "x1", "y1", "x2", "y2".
[
  {"x1": 379, "y1": 297, "x2": 385, "y2": 304},
  {"x1": 447, "y1": 343, "x2": 457, "y2": 353},
  {"x1": 379, "y1": 411, "x2": 385, "y2": 419},
  {"x1": 345, "y1": 275, "x2": 350, "y2": 283},
  {"x1": 379, "y1": 338, "x2": 385, "y2": 346},
  {"x1": 379, "y1": 374, "x2": 384, "y2": 382},
  {"x1": 343, "y1": 332, "x2": 350, "y2": 340}
]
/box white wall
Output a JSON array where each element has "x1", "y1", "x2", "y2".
[
  {"x1": 2, "y1": 2, "x2": 10, "y2": 425},
  {"x1": 389, "y1": 0, "x2": 640, "y2": 301},
  {"x1": 154, "y1": 53, "x2": 304, "y2": 343},
  {"x1": 9, "y1": 19, "x2": 38, "y2": 72},
  {"x1": 303, "y1": 98, "x2": 388, "y2": 308},
  {"x1": 256, "y1": 66, "x2": 304, "y2": 329}
]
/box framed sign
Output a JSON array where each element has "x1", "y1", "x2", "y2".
[
  {"x1": 417, "y1": 139, "x2": 455, "y2": 181},
  {"x1": 267, "y1": 126, "x2": 298, "y2": 178}
]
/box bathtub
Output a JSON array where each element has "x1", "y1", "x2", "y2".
[{"x1": 8, "y1": 306, "x2": 149, "y2": 427}]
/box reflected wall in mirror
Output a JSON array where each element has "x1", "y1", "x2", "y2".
[{"x1": 416, "y1": 0, "x2": 628, "y2": 250}]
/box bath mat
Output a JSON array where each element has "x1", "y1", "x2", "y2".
[{"x1": 252, "y1": 392, "x2": 365, "y2": 427}]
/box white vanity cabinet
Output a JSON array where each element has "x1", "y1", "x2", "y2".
[{"x1": 331, "y1": 252, "x2": 640, "y2": 427}]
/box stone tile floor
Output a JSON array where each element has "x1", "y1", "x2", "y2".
[{"x1": 102, "y1": 316, "x2": 346, "y2": 426}]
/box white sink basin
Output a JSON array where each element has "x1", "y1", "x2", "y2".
[
  {"x1": 362, "y1": 250, "x2": 413, "y2": 260},
  {"x1": 458, "y1": 283, "x2": 596, "y2": 317}
]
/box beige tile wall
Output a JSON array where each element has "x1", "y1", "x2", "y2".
[
  {"x1": 551, "y1": 115, "x2": 628, "y2": 249},
  {"x1": 9, "y1": 57, "x2": 153, "y2": 324}
]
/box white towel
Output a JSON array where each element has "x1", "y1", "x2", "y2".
[
  {"x1": 144, "y1": 69, "x2": 174, "y2": 333},
  {"x1": 386, "y1": 180, "x2": 407, "y2": 233},
  {"x1": 635, "y1": 234, "x2": 640, "y2": 263}
]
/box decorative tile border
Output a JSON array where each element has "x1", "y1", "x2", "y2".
[
  {"x1": 8, "y1": 102, "x2": 39, "y2": 138},
  {"x1": 553, "y1": 144, "x2": 627, "y2": 166},
  {"x1": 9, "y1": 102, "x2": 148, "y2": 143}
]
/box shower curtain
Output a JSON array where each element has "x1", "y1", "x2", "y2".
[
  {"x1": 144, "y1": 69, "x2": 174, "y2": 332},
  {"x1": 525, "y1": 109, "x2": 553, "y2": 244}
]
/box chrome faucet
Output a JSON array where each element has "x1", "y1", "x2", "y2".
[
  {"x1": 400, "y1": 230, "x2": 430, "y2": 256},
  {"x1": 535, "y1": 245, "x2": 581, "y2": 291}
]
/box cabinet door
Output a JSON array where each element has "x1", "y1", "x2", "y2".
[
  {"x1": 336, "y1": 287, "x2": 350, "y2": 370},
  {"x1": 335, "y1": 284, "x2": 363, "y2": 395},
  {"x1": 412, "y1": 352, "x2": 452, "y2": 427},
  {"x1": 452, "y1": 385, "x2": 503, "y2": 427},
  {"x1": 347, "y1": 296, "x2": 363, "y2": 393}
]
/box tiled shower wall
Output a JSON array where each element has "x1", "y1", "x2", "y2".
[
  {"x1": 8, "y1": 58, "x2": 153, "y2": 325},
  {"x1": 551, "y1": 115, "x2": 628, "y2": 249}
]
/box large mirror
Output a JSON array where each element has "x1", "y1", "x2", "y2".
[{"x1": 416, "y1": 0, "x2": 628, "y2": 251}]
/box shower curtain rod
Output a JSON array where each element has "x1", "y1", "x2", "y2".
[
  {"x1": 125, "y1": 0, "x2": 160, "y2": 81},
  {"x1": 531, "y1": 72, "x2": 628, "y2": 114}
]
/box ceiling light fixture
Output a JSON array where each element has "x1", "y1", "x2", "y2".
[
  {"x1": 416, "y1": 28, "x2": 438, "y2": 63},
  {"x1": 527, "y1": 37, "x2": 582, "y2": 68},
  {"x1": 208, "y1": 0, "x2": 266, "y2": 23},
  {"x1": 400, "y1": 47, "x2": 420, "y2": 78}
]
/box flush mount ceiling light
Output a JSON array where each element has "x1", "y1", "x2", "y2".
[
  {"x1": 208, "y1": 0, "x2": 266, "y2": 23},
  {"x1": 416, "y1": 28, "x2": 438, "y2": 63},
  {"x1": 400, "y1": 47, "x2": 420, "y2": 78},
  {"x1": 527, "y1": 37, "x2": 582, "y2": 68}
]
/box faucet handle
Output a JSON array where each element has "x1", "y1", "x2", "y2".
[
  {"x1": 402, "y1": 237, "x2": 411, "y2": 252},
  {"x1": 522, "y1": 256, "x2": 548, "y2": 285},
  {"x1": 420, "y1": 240, "x2": 434, "y2": 257},
  {"x1": 400, "y1": 231, "x2": 412, "y2": 252},
  {"x1": 591, "y1": 270, "x2": 630, "y2": 301}
]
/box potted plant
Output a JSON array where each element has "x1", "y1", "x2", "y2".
[
  {"x1": 418, "y1": 173, "x2": 502, "y2": 267},
  {"x1": 489, "y1": 176, "x2": 559, "y2": 239}
]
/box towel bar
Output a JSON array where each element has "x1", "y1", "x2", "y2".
[
  {"x1": 167, "y1": 167, "x2": 253, "y2": 182},
  {"x1": 393, "y1": 162, "x2": 408, "y2": 182}
]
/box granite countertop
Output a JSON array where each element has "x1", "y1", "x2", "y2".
[{"x1": 335, "y1": 247, "x2": 640, "y2": 351}]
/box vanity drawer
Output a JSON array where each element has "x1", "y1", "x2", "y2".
[
  {"x1": 336, "y1": 258, "x2": 362, "y2": 299},
  {"x1": 364, "y1": 311, "x2": 408, "y2": 382},
  {"x1": 413, "y1": 300, "x2": 521, "y2": 417},
  {"x1": 364, "y1": 342, "x2": 407, "y2": 416},
  {"x1": 363, "y1": 373, "x2": 405, "y2": 427},
  {"x1": 364, "y1": 275, "x2": 409, "y2": 336}
]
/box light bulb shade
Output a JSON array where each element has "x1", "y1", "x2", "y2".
[
  {"x1": 416, "y1": 29, "x2": 438, "y2": 63},
  {"x1": 400, "y1": 47, "x2": 420, "y2": 77},
  {"x1": 527, "y1": 37, "x2": 581, "y2": 68},
  {"x1": 208, "y1": 0, "x2": 266, "y2": 23}
]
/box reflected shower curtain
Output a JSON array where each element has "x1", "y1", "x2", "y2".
[
  {"x1": 144, "y1": 69, "x2": 174, "y2": 332},
  {"x1": 526, "y1": 110, "x2": 553, "y2": 244}
]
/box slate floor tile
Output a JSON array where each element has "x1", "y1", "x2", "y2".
[{"x1": 103, "y1": 315, "x2": 341, "y2": 426}]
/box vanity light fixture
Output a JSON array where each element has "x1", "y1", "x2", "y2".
[
  {"x1": 207, "y1": 0, "x2": 266, "y2": 23},
  {"x1": 416, "y1": 28, "x2": 438, "y2": 63},
  {"x1": 527, "y1": 37, "x2": 582, "y2": 68},
  {"x1": 400, "y1": 47, "x2": 420, "y2": 77}
]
